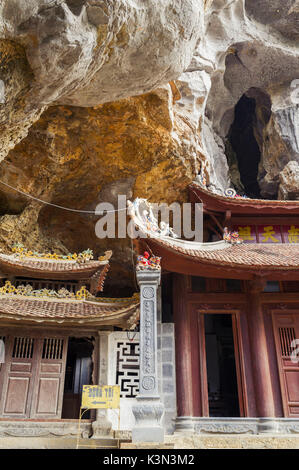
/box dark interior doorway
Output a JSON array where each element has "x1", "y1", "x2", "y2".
[
  {"x1": 204, "y1": 314, "x2": 240, "y2": 417},
  {"x1": 61, "y1": 337, "x2": 94, "y2": 419}
]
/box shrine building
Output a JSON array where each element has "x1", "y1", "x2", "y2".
[
  {"x1": 128, "y1": 184, "x2": 299, "y2": 436},
  {"x1": 0, "y1": 247, "x2": 141, "y2": 440}
]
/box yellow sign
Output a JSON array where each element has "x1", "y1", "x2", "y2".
[{"x1": 81, "y1": 385, "x2": 120, "y2": 409}]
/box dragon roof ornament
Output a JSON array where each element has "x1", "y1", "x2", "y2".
[
  {"x1": 127, "y1": 198, "x2": 230, "y2": 252},
  {"x1": 127, "y1": 198, "x2": 179, "y2": 239}
]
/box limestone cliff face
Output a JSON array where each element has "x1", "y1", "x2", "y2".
[
  {"x1": 0, "y1": 84, "x2": 202, "y2": 291},
  {"x1": 0, "y1": 0, "x2": 203, "y2": 161},
  {"x1": 0, "y1": 1, "x2": 298, "y2": 290}
]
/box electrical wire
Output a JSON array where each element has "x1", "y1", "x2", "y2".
[{"x1": 0, "y1": 179, "x2": 128, "y2": 214}]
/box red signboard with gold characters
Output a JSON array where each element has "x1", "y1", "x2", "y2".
[
  {"x1": 232, "y1": 225, "x2": 299, "y2": 244},
  {"x1": 257, "y1": 225, "x2": 282, "y2": 244}
]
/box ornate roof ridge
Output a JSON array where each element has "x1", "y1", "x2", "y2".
[
  {"x1": 0, "y1": 292, "x2": 139, "y2": 306},
  {"x1": 189, "y1": 181, "x2": 299, "y2": 213},
  {"x1": 0, "y1": 281, "x2": 92, "y2": 300},
  {"x1": 0, "y1": 281, "x2": 139, "y2": 304},
  {"x1": 0, "y1": 252, "x2": 108, "y2": 266},
  {"x1": 0, "y1": 252, "x2": 112, "y2": 283}
]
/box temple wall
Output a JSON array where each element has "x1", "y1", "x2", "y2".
[
  {"x1": 157, "y1": 286, "x2": 177, "y2": 433},
  {"x1": 158, "y1": 322, "x2": 177, "y2": 434},
  {"x1": 107, "y1": 331, "x2": 139, "y2": 431}
]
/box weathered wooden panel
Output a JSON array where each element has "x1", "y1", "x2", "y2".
[
  {"x1": 4, "y1": 377, "x2": 30, "y2": 414},
  {"x1": 10, "y1": 362, "x2": 32, "y2": 373},
  {"x1": 285, "y1": 370, "x2": 299, "y2": 402},
  {"x1": 36, "y1": 377, "x2": 60, "y2": 414},
  {"x1": 40, "y1": 363, "x2": 61, "y2": 374},
  {"x1": 289, "y1": 406, "x2": 299, "y2": 415}
]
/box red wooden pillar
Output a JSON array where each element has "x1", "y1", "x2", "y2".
[
  {"x1": 173, "y1": 274, "x2": 201, "y2": 419},
  {"x1": 247, "y1": 278, "x2": 275, "y2": 417}
]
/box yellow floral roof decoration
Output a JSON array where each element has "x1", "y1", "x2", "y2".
[
  {"x1": 0, "y1": 280, "x2": 92, "y2": 301},
  {"x1": 11, "y1": 243, "x2": 94, "y2": 263}
]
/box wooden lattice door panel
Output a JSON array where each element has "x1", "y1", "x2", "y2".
[
  {"x1": 272, "y1": 313, "x2": 299, "y2": 417},
  {"x1": 30, "y1": 337, "x2": 68, "y2": 418},
  {"x1": 0, "y1": 336, "x2": 37, "y2": 418},
  {"x1": 0, "y1": 334, "x2": 68, "y2": 419}
]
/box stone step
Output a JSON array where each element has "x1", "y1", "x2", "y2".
[{"x1": 0, "y1": 437, "x2": 121, "y2": 449}]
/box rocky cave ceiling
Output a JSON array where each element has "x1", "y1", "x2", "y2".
[{"x1": 0, "y1": 0, "x2": 298, "y2": 293}]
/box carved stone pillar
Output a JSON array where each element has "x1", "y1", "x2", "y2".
[
  {"x1": 132, "y1": 269, "x2": 165, "y2": 443},
  {"x1": 91, "y1": 330, "x2": 112, "y2": 438},
  {"x1": 247, "y1": 278, "x2": 276, "y2": 432}
]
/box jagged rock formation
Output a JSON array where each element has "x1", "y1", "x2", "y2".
[
  {"x1": 195, "y1": 1, "x2": 299, "y2": 197},
  {"x1": 0, "y1": 0, "x2": 298, "y2": 290},
  {"x1": 278, "y1": 161, "x2": 299, "y2": 200}
]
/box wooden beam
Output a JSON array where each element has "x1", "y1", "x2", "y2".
[{"x1": 231, "y1": 216, "x2": 299, "y2": 225}]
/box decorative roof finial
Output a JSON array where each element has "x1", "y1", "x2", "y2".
[
  {"x1": 136, "y1": 251, "x2": 161, "y2": 271},
  {"x1": 223, "y1": 227, "x2": 243, "y2": 245}
]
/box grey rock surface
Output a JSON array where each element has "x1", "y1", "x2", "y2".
[{"x1": 0, "y1": 0, "x2": 203, "y2": 161}]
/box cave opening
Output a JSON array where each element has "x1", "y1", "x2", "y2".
[
  {"x1": 226, "y1": 89, "x2": 272, "y2": 199},
  {"x1": 227, "y1": 94, "x2": 261, "y2": 198}
]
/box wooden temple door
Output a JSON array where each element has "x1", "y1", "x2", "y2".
[
  {"x1": 0, "y1": 335, "x2": 37, "y2": 418},
  {"x1": 30, "y1": 337, "x2": 68, "y2": 418},
  {"x1": 272, "y1": 313, "x2": 299, "y2": 417},
  {"x1": 0, "y1": 333, "x2": 68, "y2": 419}
]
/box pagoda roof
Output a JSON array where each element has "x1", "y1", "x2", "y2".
[
  {"x1": 0, "y1": 293, "x2": 139, "y2": 329},
  {"x1": 128, "y1": 198, "x2": 299, "y2": 280},
  {"x1": 0, "y1": 252, "x2": 110, "y2": 284},
  {"x1": 189, "y1": 182, "x2": 299, "y2": 215},
  {"x1": 142, "y1": 237, "x2": 299, "y2": 280}
]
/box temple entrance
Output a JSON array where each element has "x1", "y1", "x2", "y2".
[
  {"x1": 61, "y1": 337, "x2": 94, "y2": 419},
  {"x1": 0, "y1": 332, "x2": 68, "y2": 418},
  {"x1": 203, "y1": 314, "x2": 241, "y2": 417}
]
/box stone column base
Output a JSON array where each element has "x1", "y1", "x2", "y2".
[
  {"x1": 174, "y1": 417, "x2": 196, "y2": 433},
  {"x1": 257, "y1": 418, "x2": 279, "y2": 433},
  {"x1": 132, "y1": 398, "x2": 165, "y2": 443}
]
